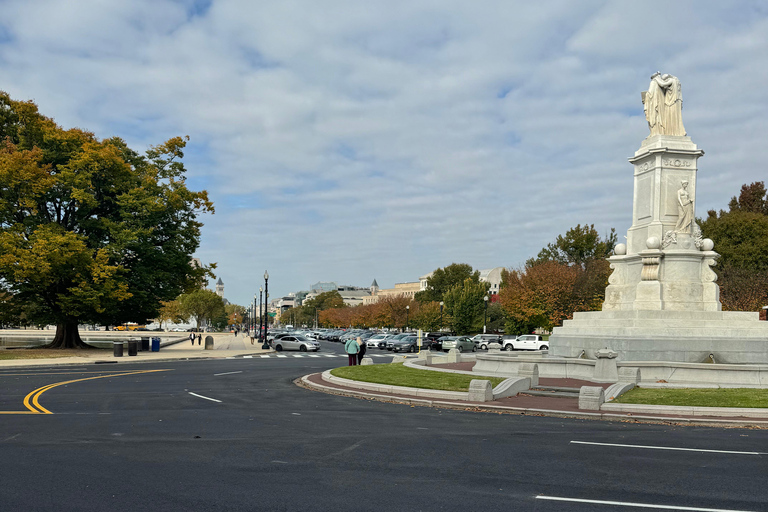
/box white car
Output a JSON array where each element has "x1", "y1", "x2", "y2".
[
  {"x1": 367, "y1": 333, "x2": 392, "y2": 348},
  {"x1": 502, "y1": 335, "x2": 548, "y2": 351},
  {"x1": 273, "y1": 335, "x2": 320, "y2": 352}
]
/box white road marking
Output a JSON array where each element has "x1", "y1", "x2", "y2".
[
  {"x1": 214, "y1": 371, "x2": 243, "y2": 376},
  {"x1": 536, "y1": 495, "x2": 754, "y2": 511},
  {"x1": 293, "y1": 355, "x2": 305, "y2": 358},
  {"x1": 308, "y1": 355, "x2": 320, "y2": 358},
  {"x1": 243, "y1": 356, "x2": 253, "y2": 359},
  {"x1": 260, "y1": 355, "x2": 270, "y2": 358},
  {"x1": 571, "y1": 441, "x2": 764, "y2": 455},
  {"x1": 188, "y1": 392, "x2": 222, "y2": 403},
  {"x1": 276, "y1": 355, "x2": 287, "y2": 358}
]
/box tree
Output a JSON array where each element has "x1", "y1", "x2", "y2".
[
  {"x1": 415, "y1": 263, "x2": 479, "y2": 303},
  {"x1": 412, "y1": 301, "x2": 441, "y2": 331},
  {"x1": 225, "y1": 304, "x2": 246, "y2": 326},
  {"x1": 305, "y1": 290, "x2": 344, "y2": 311},
  {"x1": 700, "y1": 182, "x2": 768, "y2": 311},
  {"x1": 727, "y1": 181, "x2": 768, "y2": 215},
  {"x1": 178, "y1": 289, "x2": 225, "y2": 331},
  {"x1": 443, "y1": 278, "x2": 490, "y2": 335},
  {"x1": 529, "y1": 224, "x2": 616, "y2": 268},
  {"x1": 156, "y1": 299, "x2": 185, "y2": 330},
  {"x1": 0, "y1": 92, "x2": 213, "y2": 347}
]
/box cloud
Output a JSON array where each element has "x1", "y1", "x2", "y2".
[{"x1": 2, "y1": 0, "x2": 768, "y2": 304}]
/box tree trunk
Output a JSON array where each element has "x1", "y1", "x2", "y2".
[{"x1": 44, "y1": 322, "x2": 92, "y2": 349}]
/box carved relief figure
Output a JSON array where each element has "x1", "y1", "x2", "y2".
[
  {"x1": 674, "y1": 180, "x2": 694, "y2": 233},
  {"x1": 643, "y1": 72, "x2": 686, "y2": 136}
]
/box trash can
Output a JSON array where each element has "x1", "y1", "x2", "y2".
[
  {"x1": 113, "y1": 341, "x2": 124, "y2": 357},
  {"x1": 127, "y1": 339, "x2": 138, "y2": 356},
  {"x1": 140, "y1": 337, "x2": 150, "y2": 351},
  {"x1": 151, "y1": 337, "x2": 160, "y2": 352}
]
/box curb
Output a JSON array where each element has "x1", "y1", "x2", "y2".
[{"x1": 299, "y1": 372, "x2": 768, "y2": 428}]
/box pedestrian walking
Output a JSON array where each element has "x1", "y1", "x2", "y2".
[
  {"x1": 189, "y1": 332, "x2": 194, "y2": 345},
  {"x1": 344, "y1": 336, "x2": 360, "y2": 366},
  {"x1": 197, "y1": 333, "x2": 202, "y2": 345},
  {"x1": 356, "y1": 336, "x2": 367, "y2": 365}
]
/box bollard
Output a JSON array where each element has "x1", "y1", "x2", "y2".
[
  {"x1": 204, "y1": 335, "x2": 214, "y2": 350},
  {"x1": 151, "y1": 337, "x2": 160, "y2": 352},
  {"x1": 140, "y1": 337, "x2": 149, "y2": 352},
  {"x1": 113, "y1": 341, "x2": 124, "y2": 357},
  {"x1": 127, "y1": 339, "x2": 138, "y2": 356}
]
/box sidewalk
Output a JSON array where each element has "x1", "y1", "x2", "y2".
[
  {"x1": 299, "y1": 359, "x2": 768, "y2": 428},
  {"x1": 0, "y1": 333, "x2": 273, "y2": 368}
]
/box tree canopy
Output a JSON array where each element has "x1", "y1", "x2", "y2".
[
  {"x1": 700, "y1": 181, "x2": 768, "y2": 311},
  {"x1": 528, "y1": 224, "x2": 616, "y2": 267},
  {"x1": 443, "y1": 278, "x2": 490, "y2": 335},
  {"x1": 501, "y1": 224, "x2": 615, "y2": 333},
  {"x1": 415, "y1": 263, "x2": 479, "y2": 303},
  {"x1": 179, "y1": 289, "x2": 225, "y2": 331},
  {"x1": 0, "y1": 92, "x2": 213, "y2": 347}
]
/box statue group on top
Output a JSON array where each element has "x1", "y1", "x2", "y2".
[{"x1": 642, "y1": 72, "x2": 686, "y2": 137}]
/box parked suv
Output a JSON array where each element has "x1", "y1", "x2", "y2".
[{"x1": 502, "y1": 334, "x2": 548, "y2": 351}]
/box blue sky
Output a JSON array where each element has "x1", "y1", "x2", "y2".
[{"x1": 2, "y1": 1, "x2": 768, "y2": 305}]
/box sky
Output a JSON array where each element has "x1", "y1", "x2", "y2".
[{"x1": 2, "y1": 0, "x2": 768, "y2": 306}]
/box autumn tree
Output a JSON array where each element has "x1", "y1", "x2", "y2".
[
  {"x1": 501, "y1": 224, "x2": 615, "y2": 333},
  {"x1": 156, "y1": 299, "x2": 185, "y2": 330},
  {"x1": 415, "y1": 263, "x2": 479, "y2": 303},
  {"x1": 700, "y1": 182, "x2": 768, "y2": 311},
  {"x1": 0, "y1": 92, "x2": 213, "y2": 347},
  {"x1": 225, "y1": 304, "x2": 246, "y2": 326}
]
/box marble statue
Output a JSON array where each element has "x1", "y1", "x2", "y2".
[
  {"x1": 643, "y1": 72, "x2": 686, "y2": 136},
  {"x1": 674, "y1": 180, "x2": 694, "y2": 233}
]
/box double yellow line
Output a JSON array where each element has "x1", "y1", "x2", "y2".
[{"x1": 0, "y1": 369, "x2": 171, "y2": 415}]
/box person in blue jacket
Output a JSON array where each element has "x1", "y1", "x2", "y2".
[{"x1": 344, "y1": 336, "x2": 359, "y2": 366}]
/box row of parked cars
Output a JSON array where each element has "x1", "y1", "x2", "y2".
[{"x1": 262, "y1": 328, "x2": 549, "y2": 353}]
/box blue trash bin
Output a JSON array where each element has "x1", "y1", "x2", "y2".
[{"x1": 151, "y1": 337, "x2": 160, "y2": 352}]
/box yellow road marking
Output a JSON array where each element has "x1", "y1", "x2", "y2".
[{"x1": 13, "y1": 369, "x2": 172, "y2": 414}]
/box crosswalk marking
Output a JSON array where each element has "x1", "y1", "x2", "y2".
[
  {"x1": 276, "y1": 355, "x2": 287, "y2": 358},
  {"x1": 244, "y1": 353, "x2": 392, "y2": 359}
]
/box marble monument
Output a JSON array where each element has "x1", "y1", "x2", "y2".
[{"x1": 548, "y1": 74, "x2": 768, "y2": 363}]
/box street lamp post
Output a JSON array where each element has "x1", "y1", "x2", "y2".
[
  {"x1": 258, "y1": 287, "x2": 263, "y2": 344},
  {"x1": 439, "y1": 301, "x2": 444, "y2": 331},
  {"x1": 405, "y1": 305, "x2": 410, "y2": 332},
  {"x1": 483, "y1": 295, "x2": 489, "y2": 334},
  {"x1": 262, "y1": 271, "x2": 270, "y2": 349}
]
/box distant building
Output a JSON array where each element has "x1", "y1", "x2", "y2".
[
  {"x1": 215, "y1": 277, "x2": 224, "y2": 297},
  {"x1": 310, "y1": 281, "x2": 337, "y2": 293},
  {"x1": 478, "y1": 267, "x2": 504, "y2": 296},
  {"x1": 363, "y1": 281, "x2": 420, "y2": 305}
]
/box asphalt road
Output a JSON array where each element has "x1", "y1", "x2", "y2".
[{"x1": 1, "y1": 340, "x2": 767, "y2": 511}]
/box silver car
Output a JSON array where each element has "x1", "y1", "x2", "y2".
[
  {"x1": 441, "y1": 336, "x2": 476, "y2": 353},
  {"x1": 273, "y1": 335, "x2": 320, "y2": 352}
]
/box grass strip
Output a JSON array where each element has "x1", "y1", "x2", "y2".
[
  {"x1": 331, "y1": 363, "x2": 506, "y2": 392},
  {"x1": 614, "y1": 387, "x2": 768, "y2": 408}
]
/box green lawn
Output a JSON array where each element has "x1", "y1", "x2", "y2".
[
  {"x1": 331, "y1": 363, "x2": 506, "y2": 392},
  {"x1": 613, "y1": 387, "x2": 768, "y2": 408}
]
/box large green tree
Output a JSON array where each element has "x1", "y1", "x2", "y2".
[
  {"x1": 529, "y1": 224, "x2": 616, "y2": 267},
  {"x1": 443, "y1": 278, "x2": 490, "y2": 335},
  {"x1": 415, "y1": 263, "x2": 479, "y2": 303},
  {"x1": 700, "y1": 181, "x2": 768, "y2": 311},
  {"x1": 179, "y1": 289, "x2": 225, "y2": 331},
  {"x1": 0, "y1": 92, "x2": 213, "y2": 347}
]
